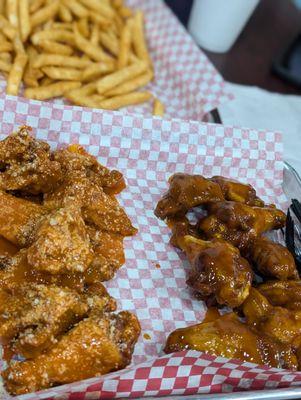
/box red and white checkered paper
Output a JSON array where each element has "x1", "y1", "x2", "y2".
[
  {"x1": 0, "y1": 93, "x2": 298, "y2": 400},
  {"x1": 0, "y1": 0, "x2": 232, "y2": 120}
]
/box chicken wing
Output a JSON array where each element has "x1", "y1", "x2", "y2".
[
  {"x1": 155, "y1": 173, "x2": 224, "y2": 219},
  {"x1": 198, "y1": 201, "x2": 286, "y2": 251},
  {"x1": 44, "y1": 176, "x2": 137, "y2": 236},
  {"x1": 179, "y1": 235, "x2": 252, "y2": 307},
  {"x1": 53, "y1": 144, "x2": 125, "y2": 194},
  {"x1": 248, "y1": 237, "x2": 299, "y2": 280},
  {"x1": 164, "y1": 312, "x2": 297, "y2": 370},
  {"x1": 27, "y1": 204, "x2": 93, "y2": 274},
  {"x1": 258, "y1": 280, "x2": 301, "y2": 310},
  {"x1": 0, "y1": 191, "x2": 45, "y2": 247},
  {"x1": 211, "y1": 176, "x2": 264, "y2": 206},
  {"x1": 3, "y1": 311, "x2": 141, "y2": 395},
  {"x1": 0, "y1": 126, "x2": 62, "y2": 194},
  {"x1": 242, "y1": 288, "x2": 301, "y2": 346}
]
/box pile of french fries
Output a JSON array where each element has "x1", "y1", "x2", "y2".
[{"x1": 0, "y1": 0, "x2": 165, "y2": 115}]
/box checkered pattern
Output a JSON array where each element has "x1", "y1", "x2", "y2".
[
  {"x1": 0, "y1": 94, "x2": 291, "y2": 399},
  {"x1": 0, "y1": 0, "x2": 232, "y2": 120}
]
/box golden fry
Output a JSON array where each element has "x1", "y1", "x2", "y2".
[
  {"x1": 77, "y1": 18, "x2": 89, "y2": 38},
  {"x1": 38, "y1": 40, "x2": 73, "y2": 56},
  {"x1": 0, "y1": 15, "x2": 16, "y2": 40},
  {"x1": 24, "y1": 81, "x2": 81, "y2": 100},
  {"x1": 58, "y1": 4, "x2": 72, "y2": 22},
  {"x1": 67, "y1": 92, "x2": 104, "y2": 108},
  {"x1": 0, "y1": 0, "x2": 4, "y2": 14},
  {"x1": 40, "y1": 76, "x2": 53, "y2": 86},
  {"x1": 153, "y1": 98, "x2": 165, "y2": 117},
  {"x1": 98, "y1": 91, "x2": 152, "y2": 109},
  {"x1": 6, "y1": 0, "x2": 18, "y2": 28},
  {"x1": 0, "y1": 60, "x2": 11, "y2": 73},
  {"x1": 119, "y1": 6, "x2": 132, "y2": 18},
  {"x1": 23, "y1": 46, "x2": 41, "y2": 88},
  {"x1": 97, "y1": 61, "x2": 147, "y2": 94},
  {"x1": 132, "y1": 11, "x2": 151, "y2": 66},
  {"x1": 63, "y1": 0, "x2": 88, "y2": 18},
  {"x1": 31, "y1": 29, "x2": 75, "y2": 46},
  {"x1": 29, "y1": 0, "x2": 45, "y2": 13},
  {"x1": 89, "y1": 12, "x2": 112, "y2": 28},
  {"x1": 0, "y1": 53, "x2": 12, "y2": 63},
  {"x1": 33, "y1": 54, "x2": 91, "y2": 69},
  {"x1": 106, "y1": 70, "x2": 153, "y2": 96},
  {"x1": 82, "y1": 62, "x2": 115, "y2": 82},
  {"x1": 31, "y1": 2, "x2": 59, "y2": 28},
  {"x1": 99, "y1": 31, "x2": 119, "y2": 56},
  {"x1": 118, "y1": 20, "x2": 131, "y2": 69},
  {"x1": 74, "y1": 24, "x2": 113, "y2": 62},
  {"x1": 42, "y1": 67, "x2": 82, "y2": 81},
  {"x1": 66, "y1": 82, "x2": 97, "y2": 98},
  {"x1": 51, "y1": 22, "x2": 73, "y2": 31},
  {"x1": 90, "y1": 23, "x2": 99, "y2": 45},
  {"x1": 79, "y1": 0, "x2": 115, "y2": 18},
  {"x1": 7, "y1": 53, "x2": 28, "y2": 96},
  {"x1": 19, "y1": 0, "x2": 31, "y2": 42}
]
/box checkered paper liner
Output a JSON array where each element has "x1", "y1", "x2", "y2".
[
  {"x1": 0, "y1": 0, "x2": 232, "y2": 120},
  {"x1": 0, "y1": 93, "x2": 298, "y2": 400}
]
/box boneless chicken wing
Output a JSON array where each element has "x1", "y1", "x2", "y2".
[
  {"x1": 248, "y1": 237, "x2": 299, "y2": 280},
  {"x1": 155, "y1": 173, "x2": 224, "y2": 219},
  {"x1": 178, "y1": 235, "x2": 252, "y2": 307},
  {"x1": 164, "y1": 312, "x2": 297, "y2": 370},
  {"x1": 0, "y1": 126, "x2": 62, "y2": 194},
  {"x1": 3, "y1": 311, "x2": 141, "y2": 395},
  {"x1": 258, "y1": 280, "x2": 301, "y2": 310}
]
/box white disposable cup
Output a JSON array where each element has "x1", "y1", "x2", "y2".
[{"x1": 188, "y1": 0, "x2": 260, "y2": 53}]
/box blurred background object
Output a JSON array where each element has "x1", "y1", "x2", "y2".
[{"x1": 188, "y1": 0, "x2": 259, "y2": 53}]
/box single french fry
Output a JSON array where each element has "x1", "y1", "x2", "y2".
[
  {"x1": 106, "y1": 70, "x2": 153, "y2": 96},
  {"x1": 90, "y1": 23, "x2": 99, "y2": 45},
  {"x1": 66, "y1": 81, "x2": 97, "y2": 97},
  {"x1": 0, "y1": 15, "x2": 16, "y2": 40},
  {"x1": 117, "y1": 20, "x2": 131, "y2": 69},
  {"x1": 40, "y1": 76, "x2": 53, "y2": 86},
  {"x1": 79, "y1": 0, "x2": 115, "y2": 18},
  {"x1": 19, "y1": 0, "x2": 31, "y2": 42},
  {"x1": 58, "y1": 4, "x2": 72, "y2": 22},
  {"x1": 77, "y1": 18, "x2": 89, "y2": 38},
  {"x1": 7, "y1": 53, "x2": 28, "y2": 95},
  {"x1": 24, "y1": 81, "x2": 81, "y2": 100},
  {"x1": 89, "y1": 12, "x2": 111, "y2": 28},
  {"x1": 51, "y1": 22, "x2": 73, "y2": 31},
  {"x1": 23, "y1": 46, "x2": 41, "y2": 88},
  {"x1": 99, "y1": 31, "x2": 119, "y2": 56},
  {"x1": 0, "y1": 60, "x2": 12, "y2": 73},
  {"x1": 82, "y1": 62, "x2": 115, "y2": 82},
  {"x1": 42, "y1": 66, "x2": 82, "y2": 81},
  {"x1": 13, "y1": 35, "x2": 25, "y2": 53},
  {"x1": 153, "y1": 98, "x2": 164, "y2": 116},
  {"x1": 66, "y1": 91, "x2": 104, "y2": 108},
  {"x1": 29, "y1": 0, "x2": 45, "y2": 13},
  {"x1": 97, "y1": 61, "x2": 147, "y2": 94},
  {"x1": 33, "y1": 54, "x2": 91, "y2": 69},
  {"x1": 6, "y1": 0, "x2": 18, "y2": 28},
  {"x1": 38, "y1": 40, "x2": 73, "y2": 56},
  {"x1": 73, "y1": 24, "x2": 113, "y2": 62},
  {"x1": 31, "y1": 29, "x2": 75, "y2": 46},
  {"x1": 132, "y1": 11, "x2": 151, "y2": 66},
  {"x1": 98, "y1": 91, "x2": 152, "y2": 110},
  {"x1": 118, "y1": 6, "x2": 132, "y2": 18},
  {"x1": 63, "y1": 0, "x2": 88, "y2": 18},
  {"x1": 0, "y1": 41, "x2": 13, "y2": 52},
  {"x1": 30, "y1": 2, "x2": 59, "y2": 29}
]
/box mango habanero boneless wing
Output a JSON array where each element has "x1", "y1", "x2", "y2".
[
  {"x1": 258, "y1": 280, "x2": 301, "y2": 310},
  {"x1": 3, "y1": 311, "x2": 141, "y2": 396},
  {"x1": 178, "y1": 235, "x2": 252, "y2": 308},
  {"x1": 154, "y1": 173, "x2": 224, "y2": 219},
  {"x1": 0, "y1": 191, "x2": 46, "y2": 247},
  {"x1": 164, "y1": 312, "x2": 297, "y2": 370},
  {"x1": 0, "y1": 126, "x2": 62, "y2": 194}
]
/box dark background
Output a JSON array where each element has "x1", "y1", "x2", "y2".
[{"x1": 165, "y1": 0, "x2": 301, "y2": 95}]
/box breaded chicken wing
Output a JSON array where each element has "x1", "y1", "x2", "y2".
[
  {"x1": 3, "y1": 311, "x2": 141, "y2": 395},
  {"x1": 258, "y1": 280, "x2": 301, "y2": 310},
  {"x1": 164, "y1": 312, "x2": 297, "y2": 370},
  {"x1": 155, "y1": 173, "x2": 224, "y2": 219},
  {"x1": 0, "y1": 126, "x2": 62, "y2": 194},
  {"x1": 179, "y1": 235, "x2": 252, "y2": 307}
]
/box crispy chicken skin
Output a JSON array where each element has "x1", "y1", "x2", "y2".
[
  {"x1": 211, "y1": 176, "x2": 264, "y2": 206},
  {"x1": 249, "y1": 237, "x2": 299, "y2": 280},
  {"x1": 53, "y1": 144, "x2": 125, "y2": 195},
  {"x1": 258, "y1": 281, "x2": 301, "y2": 310},
  {"x1": 155, "y1": 173, "x2": 224, "y2": 219},
  {"x1": 3, "y1": 311, "x2": 141, "y2": 396},
  {"x1": 242, "y1": 288, "x2": 301, "y2": 346},
  {"x1": 27, "y1": 204, "x2": 93, "y2": 274},
  {"x1": 44, "y1": 176, "x2": 137, "y2": 236},
  {"x1": 0, "y1": 191, "x2": 45, "y2": 247},
  {"x1": 179, "y1": 235, "x2": 252, "y2": 308},
  {"x1": 164, "y1": 312, "x2": 297, "y2": 370},
  {"x1": 198, "y1": 201, "x2": 286, "y2": 250},
  {"x1": 0, "y1": 126, "x2": 62, "y2": 194}
]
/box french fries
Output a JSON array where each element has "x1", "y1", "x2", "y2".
[{"x1": 0, "y1": 0, "x2": 162, "y2": 114}]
